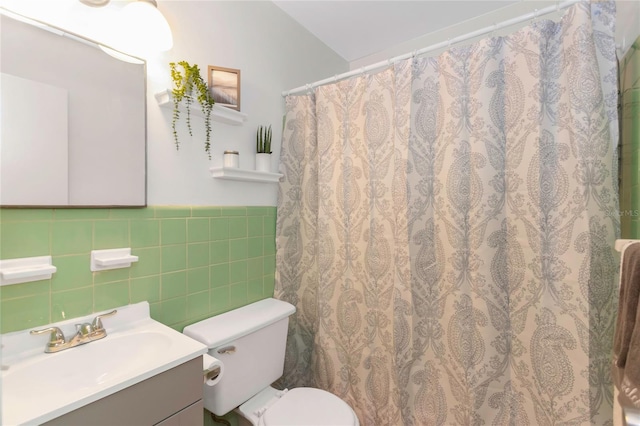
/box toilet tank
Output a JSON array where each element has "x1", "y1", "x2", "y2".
[{"x1": 183, "y1": 298, "x2": 296, "y2": 415}]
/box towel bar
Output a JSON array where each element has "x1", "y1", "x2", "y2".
[
  {"x1": 624, "y1": 406, "x2": 640, "y2": 426},
  {"x1": 616, "y1": 239, "x2": 640, "y2": 253}
]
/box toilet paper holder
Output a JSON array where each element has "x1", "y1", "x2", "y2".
[
  {"x1": 202, "y1": 353, "x2": 224, "y2": 386},
  {"x1": 205, "y1": 365, "x2": 221, "y2": 382}
]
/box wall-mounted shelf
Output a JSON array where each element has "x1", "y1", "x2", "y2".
[
  {"x1": 0, "y1": 256, "x2": 57, "y2": 286},
  {"x1": 154, "y1": 89, "x2": 248, "y2": 126},
  {"x1": 91, "y1": 248, "x2": 138, "y2": 272},
  {"x1": 210, "y1": 167, "x2": 283, "y2": 183}
]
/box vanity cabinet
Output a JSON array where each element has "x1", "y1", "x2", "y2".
[{"x1": 43, "y1": 357, "x2": 203, "y2": 426}]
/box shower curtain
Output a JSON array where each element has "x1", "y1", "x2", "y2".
[{"x1": 275, "y1": 2, "x2": 619, "y2": 424}]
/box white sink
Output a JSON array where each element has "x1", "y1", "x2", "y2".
[{"x1": 1, "y1": 302, "x2": 207, "y2": 425}]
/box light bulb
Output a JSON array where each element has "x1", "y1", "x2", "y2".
[{"x1": 121, "y1": 0, "x2": 173, "y2": 54}]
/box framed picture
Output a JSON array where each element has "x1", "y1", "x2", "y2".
[{"x1": 208, "y1": 65, "x2": 241, "y2": 111}]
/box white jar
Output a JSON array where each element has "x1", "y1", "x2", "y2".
[{"x1": 223, "y1": 151, "x2": 239, "y2": 168}]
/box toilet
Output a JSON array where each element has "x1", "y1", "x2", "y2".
[{"x1": 183, "y1": 298, "x2": 359, "y2": 426}]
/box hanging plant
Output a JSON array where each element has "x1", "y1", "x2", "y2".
[{"x1": 170, "y1": 61, "x2": 215, "y2": 158}]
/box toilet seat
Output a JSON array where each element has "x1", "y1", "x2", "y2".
[{"x1": 237, "y1": 387, "x2": 359, "y2": 426}]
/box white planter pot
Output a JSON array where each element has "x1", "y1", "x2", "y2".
[{"x1": 255, "y1": 153, "x2": 271, "y2": 172}]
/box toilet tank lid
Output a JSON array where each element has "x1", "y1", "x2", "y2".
[{"x1": 183, "y1": 298, "x2": 296, "y2": 348}]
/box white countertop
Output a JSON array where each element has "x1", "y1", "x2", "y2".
[{"x1": 1, "y1": 302, "x2": 207, "y2": 425}]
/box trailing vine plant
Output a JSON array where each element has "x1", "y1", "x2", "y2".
[{"x1": 170, "y1": 61, "x2": 215, "y2": 158}]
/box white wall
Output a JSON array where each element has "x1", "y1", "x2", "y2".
[
  {"x1": 1, "y1": 0, "x2": 348, "y2": 207},
  {"x1": 6, "y1": 0, "x2": 634, "y2": 207},
  {"x1": 146, "y1": 1, "x2": 347, "y2": 206}
]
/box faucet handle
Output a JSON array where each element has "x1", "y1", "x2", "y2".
[
  {"x1": 30, "y1": 327, "x2": 65, "y2": 346},
  {"x1": 91, "y1": 309, "x2": 117, "y2": 331}
]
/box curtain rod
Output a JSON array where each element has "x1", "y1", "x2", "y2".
[{"x1": 282, "y1": 0, "x2": 582, "y2": 97}]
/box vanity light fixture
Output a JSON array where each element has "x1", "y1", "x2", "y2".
[
  {"x1": 120, "y1": 0, "x2": 173, "y2": 53},
  {"x1": 79, "y1": 0, "x2": 111, "y2": 6},
  {"x1": 79, "y1": 0, "x2": 173, "y2": 56}
]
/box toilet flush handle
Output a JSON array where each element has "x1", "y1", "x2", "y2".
[{"x1": 217, "y1": 345, "x2": 236, "y2": 355}]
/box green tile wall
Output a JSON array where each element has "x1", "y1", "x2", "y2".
[
  {"x1": 0, "y1": 206, "x2": 277, "y2": 334},
  {"x1": 620, "y1": 93, "x2": 640, "y2": 236},
  {"x1": 619, "y1": 39, "x2": 640, "y2": 238}
]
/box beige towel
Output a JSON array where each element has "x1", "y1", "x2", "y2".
[{"x1": 613, "y1": 242, "x2": 640, "y2": 408}]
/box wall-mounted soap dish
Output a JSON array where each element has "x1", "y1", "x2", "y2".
[
  {"x1": 0, "y1": 256, "x2": 57, "y2": 286},
  {"x1": 91, "y1": 248, "x2": 138, "y2": 272}
]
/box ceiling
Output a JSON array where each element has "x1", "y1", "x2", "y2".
[{"x1": 272, "y1": 1, "x2": 519, "y2": 63}]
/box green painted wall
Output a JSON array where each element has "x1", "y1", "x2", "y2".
[
  {"x1": 0, "y1": 206, "x2": 276, "y2": 334},
  {"x1": 620, "y1": 38, "x2": 640, "y2": 238}
]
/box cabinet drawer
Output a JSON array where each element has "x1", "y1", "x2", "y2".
[{"x1": 156, "y1": 400, "x2": 203, "y2": 426}]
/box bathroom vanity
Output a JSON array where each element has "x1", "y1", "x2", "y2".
[{"x1": 1, "y1": 302, "x2": 207, "y2": 425}]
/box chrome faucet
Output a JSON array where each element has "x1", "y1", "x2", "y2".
[{"x1": 30, "y1": 310, "x2": 117, "y2": 353}]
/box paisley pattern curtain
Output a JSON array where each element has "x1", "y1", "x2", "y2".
[{"x1": 275, "y1": 2, "x2": 619, "y2": 424}]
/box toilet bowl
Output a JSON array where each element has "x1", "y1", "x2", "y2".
[
  {"x1": 236, "y1": 386, "x2": 358, "y2": 426},
  {"x1": 183, "y1": 298, "x2": 359, "y2": 426}
]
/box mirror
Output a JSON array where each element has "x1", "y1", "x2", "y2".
[{"x1": 0, "y1": 12, "x2": 146, "y2": 207}]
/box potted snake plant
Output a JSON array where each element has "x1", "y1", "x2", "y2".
[{"x1": 256, "y1": 125, "x2": 272, "y2": 172}]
